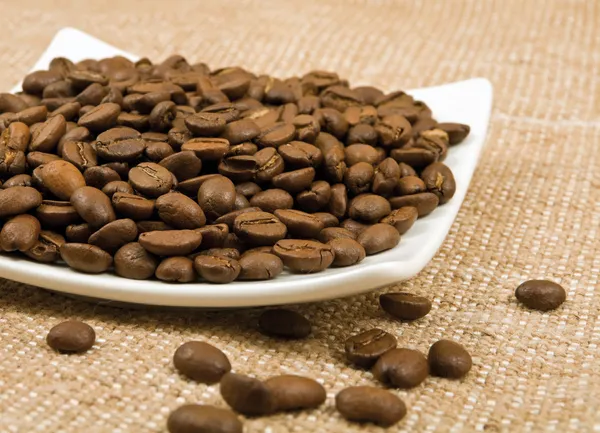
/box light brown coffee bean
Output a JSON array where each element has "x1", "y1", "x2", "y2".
[
  {"x1": 77, "y1": 102, "x2": 120, "y2": 132},
  {"x1": 156, "y1": 191, "x2": 206, "y2": 229},
  {"x1": 29, "y1": 114, "x2": 66, "y2": 152},
  {"x1": 348, "y1": 194, "x2": 391, "y2": 223},
  {"x1": 328, "y1": 238, "x2": 366, "y2": 267},
  {"x1": 0, "y1": 186, "x2": 43, "y2": 217},
  {"x1": 129, "y1": 162, "x2": 174, "y2": 198},
  {"x1": 197, "y1": 175, "x2": 237, "y2": 221},
  {"x1": 88, "y1": 219, "x2": 138, "y2": 253},
  {"x1": 273, "y1": 239, "x2": 334, "y2": 273},
  {"x1": 238, "y1": 252, "x2": 283, "y2": 280},
  {"x1": 389, "y1": 192, "x2": 439, "y2": 217},
  {"x1": 24, "y1": 230, "x2": 65, "y2": 263},
  {"x1": 70, "y1": 186, "x2": 116, "y2": 229},
  {"x1": 380, "y1": 207, "x2": 418, "y2": 234}
]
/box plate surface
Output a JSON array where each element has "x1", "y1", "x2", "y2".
[{"x1": 1, "y1": 28, "x2": 493, "y2": 307}]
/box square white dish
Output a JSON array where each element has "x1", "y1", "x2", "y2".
[{"x1": 1, "y1": 28, "x2": 493, "y2": 307}]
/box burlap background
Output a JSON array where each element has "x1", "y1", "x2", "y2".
[{"x1": 1, "y1": 0, "x2": 599, "y2": 431}]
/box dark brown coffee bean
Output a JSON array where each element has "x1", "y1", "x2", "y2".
[
  {"x1": 159, "y1": 151, "x2": 202, "y2": 181},
  {"x1": 397, "y1": 176, "x2": 426, "y2": 197},
  {"x1": 1, "y1": 122, "x2": 31, "y2": 152},
  {"x1": 218, "y1": 155, "x2": 257, "y2": 182},
  {"x1": 515, "y1": 280, "x2": 567, "y2": 311},
  {"x1": 291, "y1": 114, "x2": 320, "y2": 143},
  {"x1": 258, "y1": 308, "x2": 311, "y2": 338},
  {"x1": 68, "y1": 70, "x2": 109, "y2": 90},
  {"x1": 346, "y1": 123, "x2": 377, "y2": 146},
  {"x1": 57, "y1": 126, "x2": 90, "y2": 155},
  {"x1": 252, "y1": 121, "x2": 295, "y2": 148},
  {"x1": 274, "y1": 209, "x2": 324, "y2": 239},
  {"x1": 233, "y1": 211, "x2": 287, "y2": 246},
  {"x1": 348, "y1": 194, "x2": 391, "y2": 223},
  {"x1": 344, "y1": 162, "x2": 374, "y2": 196},
  {"x1": 61, "y1": 141, "x2": 97, "y2": 171},
  {"x1": 0, "y1": 186, "x2": 43, "y2": 217},
  {"x1": 220, "y1": 372, "x2": 275, "y2": 416},
  {"x1": 328, "y1": 183, "x2": 347, "y2": 219},
  {"x1": 226, "y1": 141, "x2": 258, "y2": 157},
  {"x1": 112, "y1": 193, "x2": 154, "y2": 220},
  {"x1": 318, "y1": 227, "x2": 355, "y2": 243},
  {"x1": 195, "y1": 224, "x2": 229, "y2": 249},
  {"x1": 117, "y1": 112, "x2": 149, "y2": 130},
  {"x1": 345, "y1": 328, "x2": 397, "y2": 368},
  {"x1": 60, "y1": 243, "x2": 113, "y2": 273},
  {"x1": 237, "y1": 252, "x2": 283, "y2": 280},
  {"x1": 322, "y1": 146, "x2": 346, "y2": 183},
  {"x1": 65, "y1": 223, "x2": 92, "y2": 243},
  {"x1": 26, "y1": 151, "x2": 61, "y2": 168},
  {"x1": 101, "y1": 86, "x2": 123, "y2": 106},
  {"x1": 102, "y1": 162, "x2": 129, "y2": 179},
  {"x1": 372, "y1": 158, "x2": 400, "y2": 197},
  {"x1": 136, "y1": 220, "x2": 172, "y2": 233},
  {"x1": 380, "y1": 207, "x2": 418, "y2": 234},
  {"x1": 29, "y1": 114, "x2": 66, "y2": 152},
  {"x1": 155, "y1": 257, "x2": 195, "y2": 283},
  {"x1": 156, "y1": 191, "x2": 206, "y2": 229},
  {"x1": 101, "y1": 181, "x2": 134, "y2": 198},
  {"x1": 357, "y1": 223, "x2": 400, "y2": 255},
  {"x1": 184, "y1": 112, "x2": 227, "y2": 136},
  {"x1": 421, "y1": 162, "x2": 456, "y2": 204},
  {"x1": 129, "y1": 91, "x2": 170, "y2": 113},
  {"x1": 181, "y1": 138, "x2": 230, "y2": 160},
  {"x1": 201, "y1": 102, "x2": 239, "y2": 123},
  {"x1": 313, "y1": 108, "x2": 348, "y2": 139},
  {"x1": 0, "y1": 214, "x2": 41, "y2": 252},
  {"x1": 390, "y1": 147, "x2": 437, "y2": 170},
  {"x1": 320, "y1": 86, "x2": 363, "y2": 112},
  {"x1": 167, "y1": 404, "x2": 243, "y2": 433},
  {"x1": 0, "y1": 146, "x2": 26, "y2": 177},
  {"x1": 40, "y1": 97, "x2": 74, "y2": 111},
  {"x1": 380, "y1": 292, "x2": 432, "y2": 320},
  {"x1": 220, "y1": 118, "x2": 260, "y2": 145},
  {"x1": 273, "y1": 239, "x2": 334, "y2": 273},
  {"x1": 328, "y1": 238, "x2": 366, "y2": 267},
  {"x1": 139, "y1": 230, "x2": 202, "y2": 256},
  {"x1": 197, "y1": 175, "x2": 236, "y2": 221},
  {"x1": 88, "y1": 218, "x2": 138, "y2": 253},
  {"x1": 35, "y1": 200, "x2": 79, "y2": 228},
  {"x1": 253, "y1": 147, "x2": 284, "y2": 183},
  {"x1": 297, "y1": 95, "x2": 320, "y2": 114},
  {"x1": 235, "y1": 182, "x2": 261, "y2": 198},
  {"x1": 340, "y1": 218, "x2": 370, "y2": 236},
  {"x1": 96, "y1": 127, "x2": 146, "y2": 162},
  {"x1": 198, "y1": 248, "x2": 240, "y2": 260},
  {"x1": 194, "y1": 255, "x2": 240, "y2": 283},
  {"x1": 70, "y1": 186, "x2": 116, "y2": 229},
  {"x1": 173, "y1": 341, "x2": 231, "y2": 384},
  {"x1": 389, "y1": 192, "x2": 439, "y2": 217},
  {"x1": 272, "y1": 167, "x2": 315, "y2": 193},
  {"x1": 428, "y1": 339, "x2": 472, "y2": 379},
  {"x1": 145, "y1": 141, "x2": 174, "y2": 161},
  {"x1": 436, "y1": 122, "x2": 470, "y2": 145},
  {"x1": 372, "y1": 348, "x2": 428, "y2": 389},
  {"x1": 222, "y1": 233, "x2": 246, "y2": 252},
  {"x1": 278, "y1": 141, "x2": 323, "y2": 168},
  {"x1": 344, "y1": 144, "x2": 379, "y2": 166},
  {"x1": 175, "y1": 174, "x2": 218, "y2": 196},
  {"x1": 313, "y1": 212, "x2": 339, "y2": 228},
  {"x1": 149, "y1": 100, "x2": 177, "y2": 132},
  {"x1": 22, "y1": 70, "x2": 63, "y2": 95},
  {"x1": 46, "y1": 321, "x2": 95, "y2": 353},
  {"x1": 263, "y1": 79, "x2": 296, "y2": 105},
  {"x1": 302, "y1": 70, "x2": 340, "y2": 90},
  {"x1": 16, "y1": 106, "x2": 48, "y2": 126},
  {"x1": 264, "y1": 375, "x2": 326, "y2": 411},
  {"x1": 296, "y1": 181, "x2": 331, "y2": 212},
  {"x1": 353, "y1": 86, "x2": 384, "y2": 105},
  {"x1": 375, "y1": 115, "x2": 412, "y2": 148},
  {"x1": 78, "y1": 102, "x2": 120, "y2": 132},
  {"x1": 336, "y1": 386, "x2": 406, "y2": 427},
  {"x1": 114, "y1": 242, "x2": 159, "y2": 279},
  {"x1": 24, "y1": 230, "x2": 64, "y2": 262},
  {"x1": 414, "y1": 129, "x2": 449, "y2": 161},
  {"x1": 75, "y1": 83, "x2": 107, "y2": 106},
  {"x1": 2, "y1": 174, "x2": 32, "y2": 189},
  {"x1": 129, "y1": 162, "x2": 174, "y2": 197},
  {"x1": 214, "y1": 207, "x2": 261, "y2": 229}
]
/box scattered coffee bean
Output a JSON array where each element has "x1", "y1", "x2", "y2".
[
  {"x1": 379, "y1": 292, "x2": 432, "y2": 320},
  {"x1": 173, "y1": 341, "x2": 231, "y2": 384},
  {"x1": 258, "y1": 308, "x2": 311, "y2": 339},
  {"x1": 167, "y1": 404, "x2": 243, "y2": 433},
  {"x1": 515, "y1": 279, "x2": 566, "y2": 311},
  {"x1": 46, "y1": 320, "x2": 95, "y2": 353},
  {"x1": 264, "y1": 375, "x2": 326, "y2": 411},
  {"x1": 335, "y1": 386, "x2": 406, "y2": 427},
  {"x1": 220, "y1": 372, "x2": 275, "y2": 416},
  {"x1": 428, "y1": 339, "x2": 472, "y2": 379},
  {"x1": 345, "y1": 328, "x2": 397, "y2": 367},
  {"x1": 372, "y1": 348, "x2": 429, "y2": 388}
]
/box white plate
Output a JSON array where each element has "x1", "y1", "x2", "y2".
[{"x1": 1, "y1": 28, "x2": 493, "y2": 307}]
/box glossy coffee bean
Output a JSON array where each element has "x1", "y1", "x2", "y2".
[
  {"x1": 357, "y1": 223, "x2": 400, "y2": 255},
  {"x1": 139, "y1": 230, "x2": 202, "y2": 256},
  {"x1": 258, "y1": 308, "x2": 311, "y2": 339},
  {"x1": 159, "y1": 151, "x2": 202, "y2": 181},
  {"x1": 515, "y1": 279, "x2": 566, "y2": 311},
  {"x1": 428, "y1": 339, "x2": 472, "y2": 379},
  {"x1": 181, "y1": 137, "x2": 230, "y2": 161},
  {"x1": 379, "y1": 292, "x2": 432, "y2": 320},
  {"x1": 112, "y1": 193, "x2": 154, "y2": 220},
  {"x1": 372, "y1": 348, "x2": 429, "y2": 388},
  {"x1": 335, "y1": 386, "x2": 406, "y2": 427},
  {"x1": 173, "y1": 341, "x2": 231, "y2": 384},
  {"x1": 0, "y1": 186, "x2": 42, "y2": 217},
  {"x1": 348, "y1": 194, "x2": 391, "y2": 223},
  {"x1": 264, "y1": 375, "x2": 326, "y2": 411},
  {"x1": 380, "y1": 207, "x2": 418, "y2": 234},
  {"x1": 238, "y1": 252, "x2": 283, "y2": 280},
  {"x1": 156, "y1": 191, "x2": 206, "y2": 229},
  {"x1": 24, "y1": 230, "x2": 64, "y2": 263},
  {"x1": 129, "y1": 162, "x2": 174, "y2": 198},
  {"x1": 35, "y1": 200, "x2": 79, "y2": 228},
  {"x1": 345, "y1": 328, "x2": 397, "y2": 367},
  {"x1": 29, "y1": 114, "x2": 66, "y2": 152},
  {"x1": 233, "y1": 211, "x2": 287, "y2": 246},
  {"x1": 114, "y1": 242, "x2": 159, "y2": 279},
  {"x1": 88, "y1": 219, "x2": 138, "y2": 253},
  {"x1": 0, "y1": 214, "x2": 41, "y2": 252},
  {"x1": 60, "y1": 243, "x2": 113, "y2": 273},
  {"x1": 70, "y1": 186, "x2": 116, "y2": 229},
  {"x1": 102, "y1": 180, "x2": 134, "y2": 198},
  {"x1": 195, "y1": 224, "x2": 229, "y2": 249},
  {"x1": 167, "y1": 405, "x2": 243, "y2": 433},
  {"x1": 273, "y1": 239, "x2": 334, "y2": 273},
  {"x1": 156, "y1": 257, "x2": 196, "y2": 283},
  {"x1": 344, "y1": 162, "x2": 374, "y2": 196},
  {"x1": 389, "y1": 192, "x2": 439, "y2": 217},
  {"x1": 436, "y1": 122, "x2": 470, "y2": 145},
  {"x1": 65, "y1": 223, "x2": 92, "y2": 243},
  {"x1": 194, "y1": 255, "x2": 240, "y2": 283},
  {"x1": 328, "y1": 238, "x2": 366, "y2": 267},
  {"x1": 78, "y1": 102, "x2": 120, "y2": 132},
  {"x1": 219, "y1": 373, "x2": 275, "y2": 416},
  {"x1": 274, "y1": 209, "x2": 324, "y2": 239},
  {"x1": 46, "y1": 321, "x2": 95, "y2": 353},
  {"x1": 328, "y1": 183, "x2": 348, "y2": 219}
]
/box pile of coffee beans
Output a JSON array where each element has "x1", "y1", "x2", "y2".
[{"x1": 0, "y1": 54, "x2": 470, "y2": 282}]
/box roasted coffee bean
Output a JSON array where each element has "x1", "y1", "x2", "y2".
[
  {"x1": 258, "y1": 308, "x2": 311, "y2": 339},
  {"x1": 436, "y1": 122, "x2": 470, "y2": 145},
  {"x1": 102, "y1": 180, "x2": 134, "y2": 198},
  {"x1": 167, "y1": 404, "x2": 243, "y2": 433},
  {"x1": 114, "y1": 242, "x2": 159, "y2": 279},
  {"x1": 218, "y1": 155, "x2": 257, "y2": 182},
  {"x1": 0, "y1": 214, "x2": 41, "y2": 252},
  {"x1": 515, "y1": 279, "x2": 566, "y2": 311},
  {"x1": 220, "y1": 118, "x2": 260, "y2": 145},
  {"x1": 414, "y1": 129, "x2": 449, "y2": 161},
  {"x1": 375, "y1": 115, "x2": 412, "y2": 148},
  {"x1": 194, "y1": 255, "x2": 240, "y2": 283},
  {"x1": 344, "y1": 162, "x2": 374, "y2": 196},
  {"x1": 78, "y1": 102, "x2": 120, "y2": 132},
  {"x1": 297, "y1": 95, "x2": 320, "y2": 114},
  {"x1": 96, "y1": 127, "x2": 146, "y2": 162},
  {"x1": 389, "y1": 192, "x2": 439, "y2": 217},
  {"x1": 346, "y1": 124, "x2": 377, "y2": 146},
  {"x1": 57, "y1": 126, "x2": 90, "y2": 155},
  {"x1": 344, "y1": 105, "x2": 377, "y2": 126},
  {"x1": 101, "y1": 86, "x2": 123, "y2": 106},
  {"x1": 88, "y1": 218, "x2": 138, "y2": 253},
  {"x1": 309, "y1": 213, "x2": 336, "y2": 229},
  {"x1": 323, "y1": 146, "x2": 346, "y2": 183},
  {"x1": 198, "y1": 248, "x2": 240, "y2": 260},
  {"x1": 16, "y1": 106, "x2": 48, "y2": 126},
  {"x1": 68, "y1": 70, "x2": 109, "y2": 89},
  {"x1": 155, "y1": 256, "x2": 196, "y2": 283},
  {"x1": 197, "y1": 175, "x2": 236, "y2": 221},
  {"x1": 156, "y1": 191, "x2": 206, "y2": 229},
  {"x1": 139, "y1": 229, "x2": 202, "y2": 256},
  {"x1": 272, "y1": 167, "x2": 315, "y2": 193},
  {"x1": 184, "y1": 112, "x2": 227, "y2": 136},
  {"x1": 75, "y1": 83, "x2": 107, "y2": 106},
  {"x1": 227, "y1": 142, "x2": 258, "y2": 157},
  {"x1": 61, "y1": 141, "x2": 97, "y2": 171},
  {"x1": 102, "y1": 161, "x2": 129, "y2": 179},
  {"x1": 238, "y1": 252, "x2": 283, "y2": 280},
  {"x1": 129, "y1": 91, "x2": 170, "y2": 113},
  {"x1": 233, "y1": 211, "x2": 287, "y2": 246},
  {"x1": 136, "y1": 220, "x2": 172, "y2": 233},
  {"x1": 0, "y1": 186, "x2": 43, "y2": 217},
  {"x1": 149, "y1": 100, "x2": 177, "y2": 131},
  {"x1": 117, "y1": 112, "x2": 149, "y2": 130},
  {"x1": 379, "y1": 292, "x2": 432, "y2": 320},
  {"x1": 372, "y1": 348, "x2": 429, "y2": 389},
  {"x1": 264, "y1": 79, "x2": 296, "y2": 105},
  {"x1": 2, "y1": 174, "x2": 32, "y2": 189},
  {"x1": 320, "y1": 86, "x2": 363, "y2": 112},
  {"x1": 390, "y1": 147, "x2": 437, "y2": 170},
  {"x1": 340, "y1": 218, "x2": 370, "y2": 236},
  {"x1": 35, "y1": 200, "x2": 79, "y2": 228},
  {"x1": 428, "y1": 339, "x2": 472, "y2": 379},
  {"x1": 313, "y1": 108, "x2": 348, "y2": 139},
  {"x1": 46, "y1": 321, "x2": 95, "y2": 353},
  {"x1": 233, "y1": 193, "x2": 250, "y2": 210},
  {"x1": 40, "y1": 97, "x2": 74, "y2": 111},
  {"x1": 328, "y1": 183, "x2": 348, "y2": 219},
  {"x1": 278, "y1": 141, "x2": 322, "y2": 168},
  {"x1": 112, "y1": 193, "x2": 154, "y2": 220},
  {"x1": 254, "y1": 147, "x2": 284, "y2": 183},
  {"x1": 345, "y1": 328, "x2": 397, "y2": 367},
  {"x1": 302, "y1": 70, "x2": 340, "y2": 90},
  {"x1": 274, "y1": 209, "x2": 323, "y2": 238},
  {"x1": 254, "y1": 121, "x2": 296, "y2": 147},
  {"x1": 273, "y1": 239, "x2": 334, "y2": 273},
  {"x1": 328, "y1": 238, "x2": 366, "y2": 267},
  {"x1": 70, "y1": 186, "x2": 116, "y2": 229},
  {"x1": 344, "y1": 144, "x2": 379, "y2": 166},
  {"x1": 176, "y1": 174, "x2": 219, "y2": 196},
  {"x1": 380, "y1": 207, "x2": 418, "y2": 234},
  {"x1": 129, "y1": 162, "x2": 174, "y2": 197},
  {"x1": 348, "y1": 194, "x2": 391, "y2": 223},
  {"x1": 220, "y1": 373, "x2": 275, "y2": 416},
  {"x1": 318, "y1": 227, "x2": 355, "y2": 243},
  {"x1": 65, "y1": 223, "x2": 92, "y2": 243},
  {"x1": 159, "y1": 151, "x2": 202, "y2": 181},
  {"x1": 26, "y1": 151, "x2": 60, "y2": 168},
  {"x1": 353, "y1": 86, "x2": 385, "y2": 105},
  {"x1": 421, "y1": 162, "x2": 456, "y2": 204},
  {"x1": 264, "y1": 375, "x2": 326, "y2": 411},
  {"x1": 291, "y1": 115, "x2": 320, "y2": 143},
  {"x1": 60, "y1": 243, "x2": 113, "y2": 273},
  {"x1": 173, "y1": 341, "x2": 231, "y2": 384},
  {"x1": 296, "y1": 180, "x2": 331, "y2": 212},
  {"x1": 336, "y1": 386, "x2": 406, "y2": 427},
  {"x1": 0, "y1": 146, "x2": 26, "y2": 177},
  {"x1": 181, "y1": 137, "x2": 230, "y2": 160},
  {"x1": 215, "y1": 207, "x2": 261, "y2": 229},
  {"x1": 22, "y1": 70, "x2": 63, "y2": 96},
  {"x1": 29, "y1": 114, "x2": 66, "y2": 152},
  {"x1": 24, "y1": 230, "x2": 64, "y2": 262},
  {"x1": 357, "y1": 223, "x2": 400, "y2": 255},
  {"x1": 2, "y1": 122, "x2": 31, "y2": 152},
  {"x1": 145, "y1": 141, "x2": 174, "y2": 161},
  {"x1": 372, "y1": 158, "x2": 400, "y2": 197}
]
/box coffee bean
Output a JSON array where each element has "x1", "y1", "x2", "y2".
[
  {"x1": 344, "y1": 143, "x2": 379, "y2": 166},
  {"x1": 102, "y1": 180, "x2": 134, "y2": 198},
  {"x1": 270, "y1": 209, "x2": 321, "y2": 238},
  {"x1": 145, "y1": 141, "x2": 174, "y2": 161},
  {"x1": 195, "y1": 224, "x2": 229, "y2": 249},
  {"x1": 328, "y1": 238, "x2": 365, "y2": 267},
  {"x1": 515, "y1": 279, "x2": 566, "y2": 311},
  {"x1": 233, "y1": 193, "x2": 250, "y2": 210},
  {"x1": 24, "y1": 230, "x2": 64, "y2": 263},
  {"x1": 340, "y1": 218, "x2": 370, "y2": 236},
  {"x1": 88, "y1": 219, "x2": 138, "y2": 253},
  {"x1": 155, "y1": 257, "x2": 196, "y2": 283},
  {"x1": 1, "y1": 122, "x2": 30, "y2": 152},
  {"x1": 167, "y1": 405, "x2": 243, "y2": 433},
  {"x1": 335, "y1": 386, "x2": 406, "y2": 427},
  {"x1": 173, "y1": 341, "x2": 231, "y2": 384},
  {"x1": 313, "y1": 212, "x2": 339, "y2": 228},
  {"x1": 198, "y1": 248, "x2": 240, "y2": 260},
  {"x1": 357, "y1": 223, "x2": 400, "y2": 255},
  {"x1": 49, "y1": 101, "x2": 81, "y2": 121},
  {"x1": 181, "y1": 137, "x2": 230, "y2": 160},
  {"x1": 348, "y1": 194, "x2": 391, "y2": 223},
  {"x1": 0, "y1": 214, "x2": 41, "y2": 252},
  {"x1": 428, "y1": 339, "x2": 472, "y2": 379},
  {"x1": 296, "y1": 180, "x2": 331, "y2": 212},
  {"x1": 254, "y1": 121, "x2": 296, "y2": 147},
  {"x1": 320, "y1": 86, "x2": 363, "y2": 112},
  {"x1": 194, "y1": 255, "x2": 240, "y2": 283},
  {"x1": 232, "y1": 211, "x2": 287, "y2": 246},
  {"x1": 158, "y1": 151, "x2": 202, "y2": 181},
  {"x1": 215, "y1": 207, "x2": 261, "y2": 229},
  {"x1": 372, "y1": 348, "x2": 429, "y2": 389},
  {"x1": 60, "y1": 243, "x2": 113, "y2": 273},
  {"x1": 258, "y1": 308, "x2": 311, "y2": 339},
  {"x1": 344, "y1": 162, "x2": 374, "y2": 196},
  {"x1": 22, "y1": 70, "x2": 63, "y2": 95},
  {"x1": 156, "y1": 191, "x2": 206, "y2": 229},
  {"x1": 264, "y1": 375, "x2": 326, "y2": 411},
  {"x1": 218, "y1": 155, "x2": 257, "y2": 182},
  {"x1": 414, "y1": 129, "x2": 449, "y2": 161},
  {"x1": 78, "y1": 102, "x2": 120, "y2": 132},
  {"x1": 273, "y1": 239, "x2": 334, "y2": 273},
  {"x1": 313, "y1": 108, "x2": 348, "y2": 139},
  {"x1": 318, "y1": 227, "x2": 355, "y2": 243},
  {"x1": 112, "y1": 193, "x2": 154, "y2": 220},
  {"x1": 61, "y1": 141, "x2": 97, "y2": 171},
  {"x1": 346, "y1": 124, "x2": 377, "y2": 147},
  {"x1": 390, "y1": 147, "x2": 437, "y2": 170},
  {"x1": 353, "y1": 86, "x2": 384, "y2": 105},
  {"x1": 129, "y1": 162, "x2": 174, "y2": 198},
  {"x1": 29, "y1": 114, "x2": 66, "y2": 152},
  {"x1": 46, "y1": 321, "x2": 95, "y2": 353},
  {"x1": 372, "y1": 158, "x2": 400, "y2": 197},
  {"x1": 65, "y1": 223, "x2": 92, "y2": 243},
  {"x1": 380, "y1": 206, "x2": 418, "y2": 234},
  {"x1": 57, "y1": 126, "x2": 90, "y2": 155},
  {"x1": 26, "y1": 151, "x2": 61, "y2": 168},
  {"x1": 421, "y1": 162, "x2": 456, "y2": 205},
  {"x1": 323, "y1": 146, "x2": 347, "y2": 183},
  {"x1": 254, "y1": 147, "x2": 284, "y2": 183},
  {"x1": 197, "y1": 175, "x2": 236, "y2": 221},
  {"x1": 278, "y1": 141, "x2": 323, "y2": 168},
  {"x1": 238, "y1": 252, "x2": 283, "y2": 280},
  {"x1": 291, "y1": 115, "x2": 320, "y2": 143},
  {"x1": 297, "y1": 95, "x2": 320, "y2": 114},
  {"x1": 102, "y1": 162, "x2": 129, "y2": 179},
  {"x1": 227, "y1": 142, "x2": 258, "y2": 157},
  {"x1": 139, "y1": 229, "x2": 202, "y2": 256},
  {"x1": 149, "y1": 100, "x2": 177, "y2": 132},
  {"x1": 389, "y1": 192, "x2": 439, "y2": 217},
  {"x1": 70, "y1": 186, "x2": 116, "y2": 229},
  {"x1": 114, "y1": 242, "x2": 159, "y2": 279},
  {"x1": 220, "y1": 372, "x2": 275, "y2": 416},
  {"x1": 328, "y1": 183, "x2": 348, "y2": 218},
  {"x1": 436, "y1": 122, "x2": 470, "y2": 145},
  {"x1": 35, "y1": 200, "x2": 79, "y2": 228},
  {"x1": 0, "y1": 186, "x2": 43, "y2": 217},
  {"x1": 380, "y1": 292, "x2": 432, "y2": 321},
  {"x1": 375, "y1": 115, "x2": 412, "y2": 148},
  {"x1": 96, "y1": 127, "x2": 146, "y2": 162},
  {"x1": 184, "y1": 112, "x2": 227, "y2": 136},
  {"x1": 16, "y1": 106, "x2": 48, "y2": 126},
  {"x1": 68, "y1": 70, "x2": 109, "y2": 89},
  {"x1": 117, "y1": 112, "x2": 149, "y2": 130},
  {"x1": 2, "y1": 174, "x2": 32, "y2": 189},
  {"x1": 345, "y1": 328, "x2": 397, "y2": 367},
  {"x1": 220, "y1": 118, "x2": 260, "y2": 145}
]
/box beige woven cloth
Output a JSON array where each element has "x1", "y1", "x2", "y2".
[{"x1": 1, "y1": 0, "x2": 599, "y2": 431}]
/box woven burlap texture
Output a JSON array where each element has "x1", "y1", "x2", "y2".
[{"x1": 1, "y1": 0, "x2": 599, "y2": 432}]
